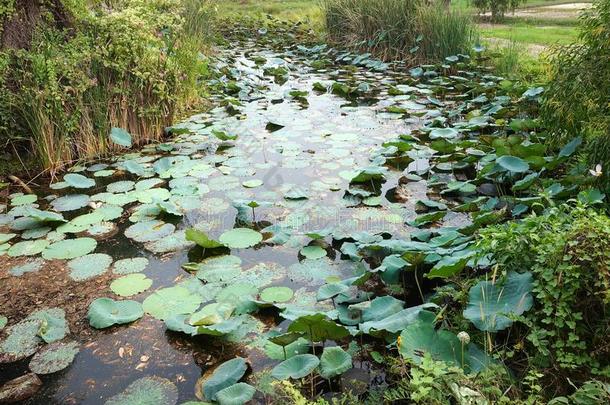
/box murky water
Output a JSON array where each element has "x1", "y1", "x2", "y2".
[{"x1": 0, "y1": 37, "x2": 475, "y2": 404}]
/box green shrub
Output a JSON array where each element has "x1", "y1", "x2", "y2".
[
  {"x1": 477, "y1": 204, "x2": 610, "y2": 388},
  {"x1": 471, "y1": 0, "x2": 524, "y2": 21},
  {"x1": 322, "y1": 0, "x2": 474, "y2": 63},
  {"x1": 541, "y1": 0, "x2": 610, "y2": 188},
  {"x1": 0, "y1": 0, "x2": 215, "y2": 175}
]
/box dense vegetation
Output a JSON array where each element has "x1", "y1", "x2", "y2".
[
  {"x1": 0, "y1": 0, "x2": 215, "y2": 176},
  {"x1": 0, "y1": 1, "x2": 608, "y2": 404}
]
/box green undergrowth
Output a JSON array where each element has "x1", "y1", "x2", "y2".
[{"x1": 0, "y1": 0, "x2": 216, "y2": 177}]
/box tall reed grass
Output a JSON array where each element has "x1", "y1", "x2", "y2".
[{"x1": 322, "y1": 0, "x2": 474, "y2": 63}]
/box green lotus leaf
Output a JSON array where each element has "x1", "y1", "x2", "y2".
[
  {"x1": 107, "y1": 180, "x2": 135, "y2": 193},
  {"x1": 110, "y1": 274, "x2": 153, "y2": 297},
  {"x1": 64, "y1": 173, "x2": 95, "y2": 189},
  {"x1": 29, "y1": 308, "x2": 68, "y2": 343},
  {"x1": 271, "y1": 354, "x2": 319, "y2": 380},
  {"x1": 0, "y1": 316, "x2": 6, "y2": 330},
  {"x1": 196, "y1": 317, "x2": 244, "y2": 337},
  {"x1": 201, "y1": 357, "x2": 248, "y2": 401},
  {"x1": 185, "y1": 228, "x2": 224, "y2": 249},
  {"x1": 190, "y1": 303, "x2": 235, "y2": 326},
  {"x1": 242, "y1": 179, "x2": 263, "y2": 188},
  {"x1": 268, "y1": 331, "x2": 306, "y2": 347},
  {"x1": 427, "y1": 256, "x2": 469, "y2": 279},
  {"x1": 0, "y1": 319, "x2": 42, "y2": 363},
  {"x1": 105, "y1": 376, "x2": 178, "y2": 405},
  {"x1": 496, "y1": 155, "x2": 529, "y2": 173},
  {"x1": 429, "y1": 127, "x2": 458, "y2": 139},
  {"x1": 125, "y1": 220, "x2": 175, "y2": 243},
  {"x1": 43, "y1": 238, "x2": 97, "y2": 260},
  {"x1": 50, "y1": 194, "x2": 90, "y2": 212},
  {"x1": 300, "y1": 245, "x2": 326, "y2": 260},
  {"x1": 8, "y1": 240, "x2": 49, "y2": 257},
  {"x1": 216, "y1": 283, "x2": 258, "y2": 314},
  {"x1": 68, "y1": 253, "x2": 112, "y2": 281},
  {"x1": 142, "y1": 286, "x2": 203, "y2": 320},
  {"x1": 359, "y1": 303, "x2": 438, "y2": 335},
  {"x1": 215, "y1": 383, "x2": 256, "y2": 405},
  {"x1": 87, "y1": 298, "x2": 143, "y2": 329},
  {"x1": 319, "y1": 346, "x2": 352, "y2": 379},
  {"x1": 192, "y1": 255, "x2": 241, "y2": 283},
  {"x1": 259, "y1": 286, "x2": 293, "y2": 303},
  {"x1": 463, "y1": 272, "x2": 533, "y2": 332},
  {"x1": 11, "y1": 194, "x2": 37, "y2": 206},
  {"x1": 288, "y1": 313, "x2": 350, "y2": 342},
  {"x1": 219, "y1": 228, "x2": 262, "y2": 249},
  {"x1": 316, "y1": 283, "x2": 349, "y2": 301},
  {"x1": 109, "y1": 127, "x2": 133, "y2": 148},
  {"x1": 29, "y1": 341, "x2": 79, "y2": 374},
  {"x1": 165, "y1": 314, "x2": 198, "y2": 335},
  {"x1": 112, "y1": 257, "x2": 149, "y2": 274},
  {"x1": 361, "y1": 296, "x2": 405, "y2": 322}
]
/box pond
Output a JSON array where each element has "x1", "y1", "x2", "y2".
[{"x1": 0, "y1": 27, "x2": 557, "y2": 404}]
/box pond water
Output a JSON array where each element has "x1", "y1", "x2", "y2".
[{"x1": 0, "y1": 32, "x2": 530, "y2": 404}]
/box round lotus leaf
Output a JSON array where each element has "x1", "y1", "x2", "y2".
[
  {"x1": 142, "y1": 286, "x2": 203, "y2": 320},
  {"x1": 105, "y1": 376, "x2": 178, "y2": 405},
  {"x1": 189, "y1": 302, "x2": 234, "y2": 326},
  {"x1": 216, "y1": 283, "x2": 258, "y2": 312},
  {"x1": 135, "y1": 188, "x2": 171, "y2": 204},
  {"x1": 209, "y1": 176, "x2": 240, "y2": 191},
  {"x1": 106, "y1": 181, "x2": 135, "y2": 193},
  {"x1": 64, "y1": 173, "x2": 95, "y2": 189},
  {"x1": 112, "y1": 257, "x2": 149, "y2": 275},
  {"x1": 8, "y1": 240, "x2": 49, "y2": 257},
  {"x1": 94, "y1": 170, "x2": 115, "y2": 177},
  {"x1": 242, "y1": 179, "x2": 263, "y2": 188},
  {"x1": 319, "y1": 346, "x2": 352, "y2": 379},
  {"x1": 194, "y1": 255, "x2": 242, "y2": 283},
  {"x1": 87, "y1": 298, "x2": 144, "y2": 329},
  {"x1": 271, "y1": 354, "x2": 319, "y2": 380},
  {"x1": 124, "y1": 220, "x2": 175, "y2": 243},
  {"x1": 29, "y1": 341, "x2": 79, "y2": 374},
  {"x1": 259, "y1": 287, "x2": 293, "y2": 303},
  {"x1": 43, "y1": 238, "x2": 97, "y2": 260},
  {"x1": 215, "y1": 383, "x2": 256, "y2": 405},
  {"x1": 144, "y1": 230, "x2": 194, "y2": 253},
  {"x1": 0, "y1": 319, "x2": 42, "y2": 363},
  {"x1": 0, "y1": 233, "x2": 16, "y2": 244},
  {"x1": 201, "y1": 357, "x2": 248, "y2": 401},
  {"x1": 50, "y1": 194, "x2": 90, "y2": 212},
  {"x1": 218, "y1": 228, "x2": 262, "y2": 249},
  {"x1": 110, "y1": 274, "x2": 152, "y2": 297},
  {"x1": 496, "y1": 155, "x2": 529, "y2": 173},
  {"x1": 299, "y1": 246, "x2": 326, "y2": 260},
  {"x1": 429, "y1": 128, "x2": 458, "y2": 139},
  {"x1": 11, "y1": 194, "x2": 37, "y2": 206},
  {"x1": 68, "y1": 253, "x2": 112, "y2": 281},
  {"x1": 27, "y1": 307, "x2": 68, "y2": 343},
  {"x1": 21, "y1": 226, "x2": 51, "y2": 239},
  {"x1": 87, "y1": 163, "x2": 108, "y2": 172}
]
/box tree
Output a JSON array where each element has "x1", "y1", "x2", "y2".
[{"x1": 471, "y1": 0, "x2": 524, "y2": 21}]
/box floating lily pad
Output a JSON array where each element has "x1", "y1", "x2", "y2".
[
  {"x1": 8, "y1": 240, "x2": 49, "y2": 257},
  {"x1": 143, "y1": 286, "x2": 203, "y2": 320},
  {"x1": 0, "y1": 320, "x2": 42, "y2": 363},
  {"x1": 219, "y1": 228, "x2": 262, "y2": 249},
  {"x1": 68, "y1": 253, "x2": 112, "y2": 281},
  {"x1": 110, "y1": 274, "x2": 153, "y2": 297},
  {"x1": 11, "y1": 194, "x2": 37, "y2": 206},
  {"x1": 271, "y1": 354, "x2": 319, "y2": 380},
  {"x1": 64, "y1": 173, "x2": 95, "y2": 189},
  {"x1": 29, "y1": 341, "x2": 79, "y2": 374},
  {"x1": 43, "y1": 238, "x2": 97, "y2": 260},
  {"x1": 201, "y1": 357, "x2": 248, "y2": 401},
  {"x1": 497, "y1": 155, "x2": 529, "y2": 173},
  {"x1": 194, "y1": 255, "x2": 242, "y2": 283},
  {"x1": 112, "y1": 257, "x2": 149, "y2": 275},
  {"x1": 300, "y1": 245, "x2": 326, "y2": 260},
  {"x1": 50, "y1": 194, "x2": 90, "y2": 212},
  {"x1": 242, "y1": 179, "x2": 263, "y2": 188},
  {"x1": 259, "y1": 287, "x2": 293, "y2": 303},
  {"x1": 105, "y1": 376, "x2": 178, "y2": 405},
  {"x1": 125, "y1": 220, "x2": 175, "y2": 243},
  {"x1": 107, "y1": 181, "x2": 135, "y2": 193},
  {"x1": 87, "y1": 298, "x2": 144, "y2": 329}
]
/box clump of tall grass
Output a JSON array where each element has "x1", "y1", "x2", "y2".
[
  {"x1": 0, "y1": 0, "x2": 216, "y2": 177},
  {"x1": 322, "y1": 0, "x2": 475, "y2": 63}
]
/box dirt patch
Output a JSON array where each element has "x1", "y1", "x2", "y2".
[{"x1": 0, "y1": 256, "x2": 112, "y2": 339}]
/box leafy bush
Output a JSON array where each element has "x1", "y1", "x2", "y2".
[
  {"x1": 0, "y1": 0, "x2": 215, "y2": 175},
  {"x1": 471, "y1": 0, "x2": 524, "y2": 21},
  {"x1": 541, "y1": 0, "x2": 610, "y2": 189},
  {"x1": 322, "y1": 0, "x2": 474, "y2": 63},
  {"x1": 477, "y1": 204, "x2": 610, "y2": 388}
]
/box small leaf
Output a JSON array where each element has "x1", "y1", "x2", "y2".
[{"x1": 110, "y1": 127, "x2": 132, "y2": 148}]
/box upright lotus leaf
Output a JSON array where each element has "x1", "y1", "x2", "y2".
[
  {"x1": 319, "y1": 346, "x2": 352, "y2": 379},
  {"x1": 317, "y1": 283, "x2": 349, "y2": 301},
  {"x1": 28, "y1": 308, "x2": 68, "y2": 343},
  {"x1": 215, "y1": 383, "x2": 256, "y2": 405},
  {"x1": 268, "y1": 331, "x2": 306, "y2": 347},
  {"x1": 142, "y1": 286, "x2": 203, "y2": 320},
  {"x1": 185, "y1": 228, "x2": 225, "y2": 249},
  {"x1": 43, "y1": 238, "x2": 97, "y2": 260},
  {"x1": 87, "y1": 298, "x2": 144, "y2": 329},
  {"x1": 29, "y1": 341, "x2": 79, "y2": 374},
  {"x1": 259, "y1": 287, "x2": 293, "y2": 303},
  {"x1": 196, "y1": 317, "x2": 245, "y2": 337},
  {"x1": 50, "y1": 194, "x2": 90, "y2": 212},
  {"x1": 463, "y1": 272, "x2": 533, "y2": 332},
  {"x1": 0, "y1": 320, "x2": 42, "y2": 363},
  {"x1": 271, "y1": 354, "x2": 319, "y2": 380},
  {"x1": 165, "y1": 315, "x2": 198, "y2": 335},
  {"x1": 376, "y1": 254, "x2": 409, "y2": 284},
  {"x1": 201, "y1": 357, "x2": 248, "y2": 401},
  {"x1": 68, "y1": 253, "x2": 112, "y2": 281},
  {"x1": 359, "y1": 303, "x2": 438, "y2": 335},
  {"x1": 64, "y1": 173, "x2": 95, "y2": 189},
  {"x1": 361, "y1": 296, "x2": 405, "y2": 322},
  {"x1": 190, "y1": 303, "x2": 235, "y2": 326},
  {"x1": 216, "y1": 283, "x2": 258, "y2": 315},
  {"x1": 219, "y1": 228, "x2": 262, "y2": 249},
  {"x1": 109, "y1": 127, "x2": 133, "y2": 148},
  {"x1": 496, "y1": 155, "x2": 529, "y2": 173},
  {"x1": 427, "y1": 256, "x2": 469, "y2": 279},
  {"x1": 287, "y1": 313, "x2": 350, "y2": 342},
  {"x1": 110, "y1": 274, "x2": 153, "y2": 297},
  {"x1": 399, "y1": 311, "x2": 464, "y2": 368},
  {"x1": 105, "y1": 376, "x2": 178, "y2": 405}
]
